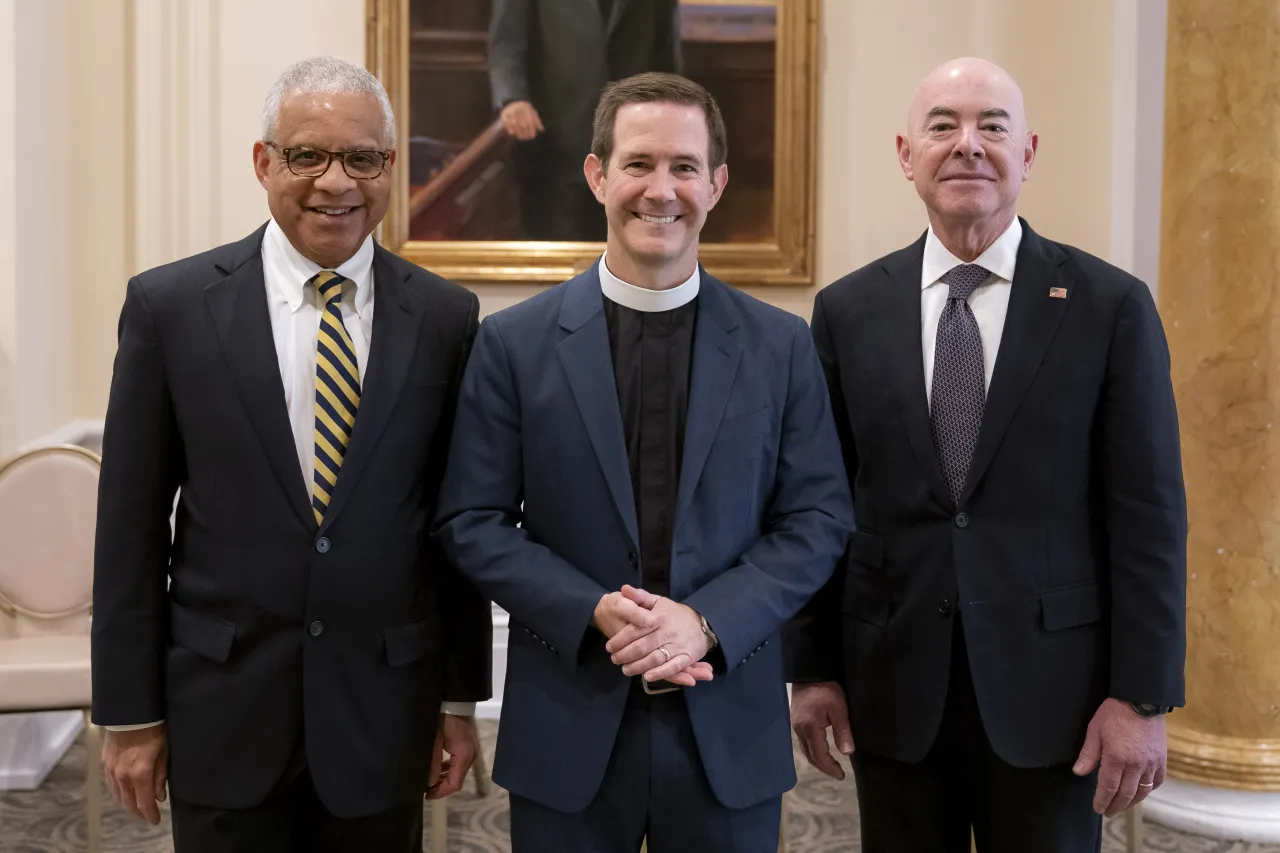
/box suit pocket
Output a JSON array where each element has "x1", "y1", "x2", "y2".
[
  {"x1": 712, "y1": 405, "x2": 768, "y2": 444},
  {"x1": 169, "y1": 602, "x2": 237, "y2": 663},
  {"x1": 1041, "y1": 583, "x2": 1103, "y2": 631},
  {"x1": 842, "y1": 579, "x2": 891, "y2": 627},
  {"x1": 384, "y1": 617, "x2": 441, "y2": 667},
  {"x1": 846, "y1": 529, "x2": 884, "y2": 570}
]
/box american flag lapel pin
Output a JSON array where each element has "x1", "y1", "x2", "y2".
[{"x1": 1049, "y1": 287, "x2": 1068, "y2": 299}]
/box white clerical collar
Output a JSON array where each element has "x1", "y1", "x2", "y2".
[
  {"x1": 921, "y1": 216, "x2": 1022, "y2": 290},
  {"x1": 263, "y1": 218, "x2": 375, "y2": 317},
  {"x1": 598, "y1": 255, "x2": 700, "y2": 312}
]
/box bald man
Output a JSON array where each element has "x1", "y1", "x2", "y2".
[{"x1": 784, "y1": 58, "x2": 1187, "y2": 852}]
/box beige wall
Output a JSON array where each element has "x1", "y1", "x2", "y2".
[{"x1": 0, "y1": 0, "x2": 1138, "y2": 454}]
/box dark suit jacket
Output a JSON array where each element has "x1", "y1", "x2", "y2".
[
  {"x1": 91, "y1": 225, "x2": 492, "y2": 818},
  {"x1": 488, "y1": 0, "x2": 681, "y2": 156},
  {"x1": 433, "y1": 265, "x2": 852, "y2": 812},
  {"x1": 786, "y1": 220, "x2": 1187, "y2": 769}
]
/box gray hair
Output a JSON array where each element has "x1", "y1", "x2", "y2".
[{"x1": 261, "y1": 56, "x2": 397, "y2": 148}]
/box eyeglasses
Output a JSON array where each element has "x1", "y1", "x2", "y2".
[{"x1": 264, "y1": 142, "x2": 391, "y2": 180}]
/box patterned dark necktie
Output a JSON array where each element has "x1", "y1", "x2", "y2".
[
  {"x1": 930, "y1": 264, "x2": 989, "y2": 505},
  {"x1": 311, "y1": 271, "x2": 361, "y2": 525}
]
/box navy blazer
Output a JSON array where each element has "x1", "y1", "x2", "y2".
[{"x1": 434, "y1": 264, "x2": 852, "y2": 811}]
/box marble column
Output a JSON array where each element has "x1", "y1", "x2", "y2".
[{"x1": 1145, "y1": 0, "x2": 1280, "y2": 841}]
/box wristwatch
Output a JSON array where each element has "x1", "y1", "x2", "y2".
[
  {"x1": 699, "y1": 613, "x2": 719, "y2": 650},
  {"x1": 1129, "y1": 702, "x2": 1175, "y2": 717}
]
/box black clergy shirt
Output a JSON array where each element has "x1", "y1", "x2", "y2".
[{"x1": 599, "y1": 257, "x2": 700, "y2": 599}]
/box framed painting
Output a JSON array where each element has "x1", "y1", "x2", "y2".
[{"x1": 366, "y1": 0, "x2": 819, "y2": 285}]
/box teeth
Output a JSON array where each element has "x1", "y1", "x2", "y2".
[
  {"x1": 316, "y1": 207, "x2": 351, "y2": 215},
  {"x1": 638, "y1": 213, "x2": 677, "y2": 224}
]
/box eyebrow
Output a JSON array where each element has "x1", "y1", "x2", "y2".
[
  {"x1": 617, "y1": 150, "x2": 706, "y2": 167},
  {"x1": 924, "y1": 107, "x2": 1012, "y2": 122}
]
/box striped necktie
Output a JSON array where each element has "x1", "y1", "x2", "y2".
[{"x1": 311, "y1": 270, "x2": 360, "y2": 525}]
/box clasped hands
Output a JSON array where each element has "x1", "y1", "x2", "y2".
[{"x1": 596, "y1": 584, "x2": 715, "y2": 687}]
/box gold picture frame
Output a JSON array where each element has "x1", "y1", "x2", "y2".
[{"x1": 366, "y1": 0, "x2": 820, "y2": 287}]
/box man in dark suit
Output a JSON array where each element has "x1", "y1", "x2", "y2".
[
  {"x1": 434, "y1": 72, "x2": 852, "y2": 852},
  {"x1": 786, "y1": 57, "x2": 1187, "y2": 853},
  {"x1": 91, "y1": 56, "x2": 491, "y2": 853},
  {"x1": 488, "y1": 0, "x2": 681, "y2": 241}
]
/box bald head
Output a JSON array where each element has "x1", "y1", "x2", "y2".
[
  {"x1": 908, "y1": 58, "x2": 1028, "y2": 137},
  {"x1": 896, "y1": 57, "x2": 1037, "y2": 250}
]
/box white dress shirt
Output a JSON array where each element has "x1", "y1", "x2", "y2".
[
  {"x1": 108, "y1": 221, "x2": 471, "y2": 730},
  {"x1": 921, "y1": 217, "x2": 1022, "y2": 408},
  {"x1": 599, "y1": 255, "x2": 700, "y2": 310}
]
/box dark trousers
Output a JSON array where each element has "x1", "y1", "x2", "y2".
[
  {"x1": 510, "y1": 688, "x2": 782, "y2": 853},
  {"x1": 170, "y1": 757, "x2": 423, "y2": 853},
  {"x1": 852, "y1": 620, "x2": 1102, "y2": 853}
]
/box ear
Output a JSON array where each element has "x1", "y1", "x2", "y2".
[
  {"x1": 584, "y1": 153, "x2": 607, "y2": 203},
  {"x1": 707, "y1": 163, "x2": 729, "y2": 210},
  {"x1": 1022, "y1": 131, "x2": 1038, "y2": 181},
  {"x1": 896, "y1": 134, "x2": 914, "y2": 181},
  {"x1": 253, "y1": 141, "x2": 272, "y2": 189},
  {"x1": 386, "y1": 149, "x2": 397, "y2": 168}
]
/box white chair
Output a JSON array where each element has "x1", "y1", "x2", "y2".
[{"x1": 0, "y1": 444, "x2": 103, "y2": 852}]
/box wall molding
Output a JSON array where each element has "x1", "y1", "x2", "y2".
[{"x1": 129, "y1": 0, "x2": 221, "y2": 273}]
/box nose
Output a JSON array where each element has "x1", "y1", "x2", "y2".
[
  {"x1": 643, "y1": 165, "x2": 678, "y2": 202},
  {"x1": 952, "y1": 124, "x2": 985, "y2": 159},
  {"x1": 312, "y1": 155, "x2": 358, "y2": 193}
]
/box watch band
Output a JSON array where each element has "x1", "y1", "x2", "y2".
[
  {"x1": 1129, "y1": 701, "x2": 1175, "y2": 717},
  {"x1": 699, "y1": 613, "x2": 718, "y2": 650}
]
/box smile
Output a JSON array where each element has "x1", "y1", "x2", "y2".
[
  {"x1": 308, "y1": 206, "x2": 359, "y2": 217},
  {"x1": 634, "y1": 212, "x2": 680, "y2": 225}
]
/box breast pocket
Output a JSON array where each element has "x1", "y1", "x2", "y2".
[{"x1": 712, "y1": 405, "x2": 768, "y2": 445}]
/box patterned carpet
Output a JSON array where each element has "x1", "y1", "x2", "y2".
[{"x1": 1, "y1": 720, "x2": 1275, "y2": 852}]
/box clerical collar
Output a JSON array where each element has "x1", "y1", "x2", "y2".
[{"x1": 598, "y1": 255, "x2": 700, "y2": 313}]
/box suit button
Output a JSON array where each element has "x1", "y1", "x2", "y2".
[
  {"x1": 954, "y1": 512, "x2": 969, "y2": 529},
  {"x1": 628, "y1": 552, "x2": 638, "y2": 568},
  {"x1": 938, "y1": 599, "x2": 953, "y2": 616},
  {"x1": 315, "y1": 537, "x2": 331, "y2": 554},
  {"x1": 309, "y1": 620, "x2": 324, "y2": 637}
]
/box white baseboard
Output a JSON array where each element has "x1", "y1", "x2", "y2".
[
  {"x1": 1146, "y1": 778, "x2": 1280, "y2": 842},
  {"x1": 0, "y1": 711, "x2": 84, "y2": 790}
]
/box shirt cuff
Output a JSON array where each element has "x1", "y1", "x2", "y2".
[
  {"x1": 103, "y1": 720, "x2": 165, "y2": 731},
  {"x1": 440, "y1": 702, "x2": 476, "y2": 717}
]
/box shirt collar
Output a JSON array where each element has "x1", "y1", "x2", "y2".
[
  {"x1": 598, "y1": 255, "x2": 700, "y2": 312},
  {"x1": 921, "y1": 216, "x2": 1022, "y2": 290},
  {"x1": 262, "y1": 219, "x2": 375, "y2": 316}
]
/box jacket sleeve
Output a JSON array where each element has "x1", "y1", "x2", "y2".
[
  {"x1": 683, "y1": 313, "x2": 853, "y2": 674},
  {"x1": 91, "y1": 277, "x2": 181, "y2": 726},
  {"x1": 783, "y1": 287, "x2": 859, "y2": 683},
  {"x1": 432, "y1": 315, "x2": 610, "y2": 673},
  {"x1": 1100, "y1": 281, "x2": 1188, "y2": 707}
]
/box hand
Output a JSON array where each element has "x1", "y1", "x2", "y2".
[
  {"x1": 791, "y1": 681, "x2": 855, "y2": 780},
  {"x1": 595, "y1": 586, "x2": 714, "y2": 687},
  {"x1": 427, "y1": 713, "x2": 479, "y2": 800},
  {"x1": 606, "y1": 586, "x2": 713, "y2": 684},
  {"x1": 499, "y1": 100, "x2": 544, "y2": 141},
  {"x1": 103, "y1": 725, "x2": 168, "y2": 824},
  {"x1": 1073, "y1": 698, "x2": 1168, "y2": 816}
]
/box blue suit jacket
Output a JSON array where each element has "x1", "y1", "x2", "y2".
[{"x1": 434, "y1": 264, "x2": 852, "y2": 812}]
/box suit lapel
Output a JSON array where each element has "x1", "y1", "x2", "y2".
[
  {"x1": 676, "y1": 274, "x2": 742, "y2": 514},
  {"x1": 204, "y1": 228, "x2": 315, "y2": 530},
  {"x1": 556, "y1": 268, "x2": 640, "y2": 548},
  {"x1": 319, "y1": 247, "x2": 425, "y2": 532},
  {"x1": 960, "y1": 223, "x2": 1072, "y2": 504},
  {"x1": 881, "y1": 237, "x2": 954, "y2": 509}
]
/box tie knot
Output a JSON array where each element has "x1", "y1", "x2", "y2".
[
  {"x1": 941, "y1": 264, "x2": 990, "y2": 302},
  {"x1": 313, "y1": 271, "x2": 346, "y2": 304}
]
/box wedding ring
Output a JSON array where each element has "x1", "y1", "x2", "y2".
[
  {"x1": 1138, "y1": 782, "x2": 1154, "y2": 789},
  {"x1": 658, "y1": 646, "x2": 672, "y2": 663}
]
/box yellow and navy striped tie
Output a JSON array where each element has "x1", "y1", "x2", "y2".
[{"x1": 311, "y1": 270, "x2": 360, "y2": 526}]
